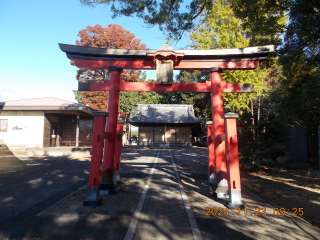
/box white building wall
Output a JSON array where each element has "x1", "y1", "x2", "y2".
[{"x1": 0, "y1": 110, "x2": 45, "y2": 149}]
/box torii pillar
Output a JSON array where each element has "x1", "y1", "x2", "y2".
[
  {"x1": 114, "y1": 119, "x2": 124, "y2": 183},
  {"x1": 100, "y1": 66, "x2": 122, "y2": 193},
  {"x1": 210, "y1": 67, "x2": 228, "y2": 197}
]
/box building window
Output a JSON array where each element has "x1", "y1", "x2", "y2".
[{"x1": 0, "y1": 119, "x2": 8, "y2": 132}]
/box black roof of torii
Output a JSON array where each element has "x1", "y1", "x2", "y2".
[{"x1": 59, "y1": 43, "x2": 275, "y2": 62}]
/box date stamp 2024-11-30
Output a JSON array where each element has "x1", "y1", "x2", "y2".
[{"x1": 205, "y1": 207, "x2": 304, "y2": 216}]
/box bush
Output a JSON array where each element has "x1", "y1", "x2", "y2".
[{"x1": 240, "y1": 163, "x2": 261, "y2": 172}]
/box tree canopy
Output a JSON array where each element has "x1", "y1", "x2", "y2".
[
  {"x1": 73, "y1": 24, "x2": 148, "y2": 112},
  {"x1": 187, "y1": 0, "x2": 269, "y2": 113},
  {"x1": 77, "y1": 0, "x2": 320, "y2": 165},
  {"x1": 230, "y1": 0, "x2": 288, "y2": 46},
  {"x1": 80, "y1": 0, "x2": 213, "y2": 40}
]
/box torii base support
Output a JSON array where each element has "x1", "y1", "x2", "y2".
[
  {"x1": 100, "y1": 186, "x2": 121, "y2": 195},
  {"x1": 113, "y1": 171, "x2": 121, "y2": 183},
  {"x1": 228, "y1": 189, "x2": 245, "y2": 209},
  {"x1": 113, "y1": 120, "x2": 124, "y2": 184},
  {"x1": 208, "y1": 112, "x2": 245, "y2": 209},
  {"x1": 100, "y1": 169, "x2": 121, "y2": 195},
  {"x1": 223, "y1": 112, "x2": 245, "y2": 209},
  {"x1": 83, "y1": 187, "x2": 102, "y2": 207},
  {"x1": 210, "y1": 176, "x2": 229, "y2": 199},
  {"x1": 83, "y1": 112, "x2": 107, "y2": 207},
  {"x1": 100, "y1": 182, "x2": 121, "y2": 194}
]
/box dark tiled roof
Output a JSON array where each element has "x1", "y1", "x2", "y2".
[
  {"x1": 130, "y1": 104, "x2": 202, "y2": 124},
  {"x1": 3, "y1": 97, "x2": 95, "y2": 113}
]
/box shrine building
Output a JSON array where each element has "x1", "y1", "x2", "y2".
[{"x1": 130, "y1": 104, "x2": 202, "y2": 147}]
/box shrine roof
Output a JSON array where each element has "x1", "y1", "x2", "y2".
[
  {"x1": 130, "y1": 104, "x2": 202, "y2": 125},
  {"x1": 2, "y1": 97, "x2": 95, "y2": 113},
  {"x1": 59, "y1": 43, "x2": 275, "y2": 62}
]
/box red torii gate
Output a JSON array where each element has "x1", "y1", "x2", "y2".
[{"x1": 59, "y1": 43, "x2": 274, "y2": 208}]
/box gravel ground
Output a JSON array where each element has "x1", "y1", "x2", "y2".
[
  {"x1": 2, "y1": 146, "x2": 319, "y2": 239},
  {"x1": 40, "y1": 177, "x2": 148, "y2": 217}
]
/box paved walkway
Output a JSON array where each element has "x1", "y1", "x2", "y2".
[{"x1": 126, "y1": 150, "x2": 200, "y2": 240}]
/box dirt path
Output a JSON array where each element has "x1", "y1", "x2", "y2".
[{"x1": 241, "y1": 168, "x2": 320, "y2": 229}]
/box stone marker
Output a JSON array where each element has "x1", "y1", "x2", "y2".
[
  {"x1": 290, "y1": 126, "x2": 308, "y2": 162},
  {"x1": 318, "y1": 125, "x2": 320, "y2": 170},
  {"x1": 286, "y1": 126, "x2": 309, "y2": 169}
]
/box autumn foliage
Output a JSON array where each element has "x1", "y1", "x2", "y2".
[{"x1": 75, "y1": 24, "x2": 147, "y2": 111}]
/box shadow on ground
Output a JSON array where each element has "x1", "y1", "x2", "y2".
[{"x1": 1, "y1": 145, "x2": 319, "y2": 239}]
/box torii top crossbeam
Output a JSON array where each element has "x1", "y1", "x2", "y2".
[{"x1": 59, "y1": 43, "x2": 275, "y2": 71}]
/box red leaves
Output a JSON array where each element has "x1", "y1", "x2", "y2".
[
  {"x1": 76, "y1": 24, "x2": 147, "y2": 50},
  {"x1": 75, "y1": 24, "x2": 148, "y2": 110}
]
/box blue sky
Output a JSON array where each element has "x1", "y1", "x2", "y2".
[{"x1": 0, "y1": 0, "x2": 188, "y2": 102}]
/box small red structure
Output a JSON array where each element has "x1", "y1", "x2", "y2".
[
  {"x1": 59, "y1": 43, "x2": 274, "y2": 207},
  {"x1": 223, "y1": 113, "x2": 243, "y2": 208},
  {"x1": 83, "y1": 111, "x2": 107, "y2": 206},
  {"x1": 114, "y1": 120, "x2": 124, "y2": 182}
]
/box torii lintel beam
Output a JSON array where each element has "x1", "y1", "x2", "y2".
[
  {"x1": 59, "y1": 43, "x2": 275, "y2": 70},
  {"x1": 78, "y1": 80, "x2": 254, "y2": 93}
]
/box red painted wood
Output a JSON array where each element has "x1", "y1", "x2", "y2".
[
  {"x1": 220, "y1": 170, "x2": 229, "y2": 181},
  {"x1": 89, "y1": 80, "x2": 247, "y2": 93},
  {"x1": 103, "y1": 69, "x2": 121, "y2": 175},
  {"x1": 210, "y1": 71, "x2": 227, "y2": 172},
  {"x1": 207, "y1": 124, "x2": 215, "y2": 175},
  {"x1": 88, "y1": 115, "x2": 106, "y2": 187},
  {"x1": 146, "y1": 51, "x2": 184, "y2": 65},
  {"x1": 221, "y1": 82, "x2": 241, "y2": 92},
  {"x1": 73, "y1": 59, "x2": 260, "y2": 70},
  {"x1": 74, "y1": 59, "x2": 154, "y2": 69},
  {"x1": 224, "y1": 118, "x2": 241, "y2": 189},
  {"x1": 114, "y1": 122, "x2": 124, "y2": 172}
]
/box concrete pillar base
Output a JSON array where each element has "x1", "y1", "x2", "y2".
[
  {"x1": 228, "y1": 189, "x2": 244, "y2": 209},
  {"x1": 100, "y1": 186, "x2": 121, "y2": 195},
  {"x1": 100, "y1": 182, "x2": 117, "y2": 190},
  {"x1": 228, "y1": 202, "x2": 245, "y2": 209},
  {"x1": 214, "y1": 179, "x2": 229, "y2": 198},
  {"x1": 83, "y1": 186, "x2": 102, "y2": 207},
  {"x1": 100, "y1": 168, "x2": 120, "y2": 194},
  {"x1": 208, "y1": 173, "x2": 216, "y2": 184},
  {"x1": 209, "y1": 180, "x2": 229, "y2": 198},
  {"x1": 113, "y1": 171, "x2": 121, "y2": 183}
]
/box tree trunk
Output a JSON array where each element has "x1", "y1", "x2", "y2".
[
  {"x1": 257, "y1": 96, "x2": 261, "y2": 140},
  {"x1": 251, "y1": 99, "x2": 255, "y2": 140}
]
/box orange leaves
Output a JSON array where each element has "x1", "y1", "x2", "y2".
[
  {"x1": 81, "y1": 91, "x2": 109, "y2": 112},
  {"x1": 74, "y1": 23, "x2": 148, "y2": 111},
  {"x1": 121, "y1": 69, "x2": 141, "y2": 82},
  {"x1": 120, "y1": 112, "x2": 128, "y2": 117},
  {"x1": 75, "y1": 24, "x2": 147, "y2": 50}
]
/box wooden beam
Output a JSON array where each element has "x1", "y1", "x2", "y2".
[
  {"x1": 78, "y1": 80, "x2": 254, "y2": 93},
  {"x1": 73, "y1": 59, "x2": 260, "y2": 70}
]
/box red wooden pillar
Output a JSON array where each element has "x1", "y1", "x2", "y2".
[
  {"x1": 210, "y1": 67, "x2": 228, "y2": 197},
  {"x1": 114, "y1": 120, "x2": 124, "y2": 182},
  {"x1": 101, "y1": 66, "x2": 122, "y2": 192},
  {"x1": 210, "y1": 67, "x2": 226, "y2": 172},
  {"x1": 222, "y1": 112, "x2": 244, "y2": 209},
  {"x1": 206, "y1": 121, "x2": 215, "y2": 183},
  {"x1": 83, "y1": 111, "x2": 108, "y2": 206}
]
